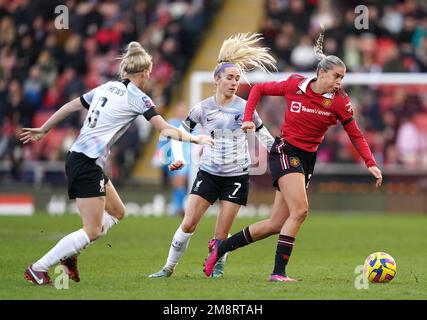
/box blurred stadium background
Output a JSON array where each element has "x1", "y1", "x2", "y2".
[{"x1": 1, "y1": 0, "x2": 427, "y2": 217}]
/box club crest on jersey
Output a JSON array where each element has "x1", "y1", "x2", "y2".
[
  {"x1": 194, "y1": 180, "x2": 203, "y2": 192},
  {"x1": 289, "y1": 157, "x2": 300, "y2": 168},
  {"x1": 322, "y1": 98, "x2": 332, "y2": 108},
  {"x1": 290, "y1": 101, "x2": 301, "y2": 113},
  {"x1": 99, "y1": 178, "x2": 105, "y2": 192}
]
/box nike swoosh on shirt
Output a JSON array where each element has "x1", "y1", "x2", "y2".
[{"x1": 207, "y1": 118, "x2": 214, "y2": 122}]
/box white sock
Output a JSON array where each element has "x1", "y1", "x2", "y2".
[
  {"x1": 101, "y1": 212, "x2": 119, "y2": 236},
  {"x1": 33, "y1": 229, "x2": 90, "y2": 271},
  {"x1": 217, "y1": 252, "x2": 228, "y2": 264},
  {"x1": 164, "y1": 226, "x2": 193, "y2": 271}
]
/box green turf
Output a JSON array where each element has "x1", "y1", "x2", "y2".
[{"x1": 0, "y1": 213, "x2": 426, "y2": 300}]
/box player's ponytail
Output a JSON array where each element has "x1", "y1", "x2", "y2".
[
  {"x1": 314, "y1": 26, "x2": 326, "y2": 61},
  {"x1": 314, "y1": 25, "x2": 345, "y2": 75},
  {"x1": 119, "y1": 41, "x2": 152, "y2": 79},
  {"x1": 214, "y1": 33, "x2": 277, "y2": 80}
]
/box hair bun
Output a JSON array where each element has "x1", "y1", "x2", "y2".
[
  {"x1": 126, "y1": 41, "x2": 145, "y2": 57},
  {"x1": 119, "y1": 41, "x2": 152, "y2": 79}
]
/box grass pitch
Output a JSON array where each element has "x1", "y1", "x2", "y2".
[{"x1": 1, "y1": 213, "x2": 426, "y2": 300}]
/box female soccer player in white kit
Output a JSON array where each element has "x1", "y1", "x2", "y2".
[
  {"x1": 21, "y1": 42, "x2": 213, "y2": 285},
  {"x1": 149, "y1": 33, "x2": 275, "y2": 279}
]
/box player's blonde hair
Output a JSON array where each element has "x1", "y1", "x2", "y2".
[
  {"x1": 119, "y1": 41, "x2": 152, "y2": 79},
  {"x1": 314, "y1": 25, "x2": 345, "y2": 75},
  {"x1": 214, "y1": 33, "x2": 277, "y2": 79}
]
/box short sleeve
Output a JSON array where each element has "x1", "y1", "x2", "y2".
[
  {"x1": 130, "y1": 92, "x2": 158, "y2": 120},
  {"x1": 126, "y1": 82, "x2": 158, "y2": 119},
  {"x1": 182, "y1": 104, "x2": 202, "y2": 132},
  {"x1": 188, "y1": 104, "x2": 202, "y2": 124},
  {"x1": 139, "y1": 93, "x2": 156, "y2": 113},
  {"x1": 80, "y1": 88, "x2": 96, "y2": 109}
]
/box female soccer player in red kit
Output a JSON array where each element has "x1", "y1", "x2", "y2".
[{"x1": 204, "y1": 28, "x2": 383, "y2": 282}]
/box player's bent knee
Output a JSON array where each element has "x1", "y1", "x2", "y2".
[
  {"x1": 291, "y1": 209, "x2": 308, "y2": 224},
  {"x1": 269, "y1": 221, "x2": 283, "y2": 235},
  {"x1": 181, "y1": 222, "x2": 197, "y2": 233},
  {"x1": 107, "y1": 205, "x2": 125, "y2": 220},
  {"x1": 115, "y1": 205, "x2": 125, "y2": 220},
  {"x1": 84, "y1": 226, "x2": 103, "y2": 241}
]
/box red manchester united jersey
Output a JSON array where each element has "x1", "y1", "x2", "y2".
[{"x1": 243, "y1": 74, "x2": 377, "y2": 167}]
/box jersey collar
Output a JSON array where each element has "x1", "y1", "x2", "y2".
[
  {"x1": 298, "y1": 76, "x2": 335, "y2": 99},
  {"x1": 213, "y1": 95, "x2": 236, "y2": 108}
]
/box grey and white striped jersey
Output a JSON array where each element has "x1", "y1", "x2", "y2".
[
  {"x1": 70, "y1": 79, "x2": 158, "y2": 169},
  {"x1": 183, "y1": 95, "x2": 271, "y2": 177}
]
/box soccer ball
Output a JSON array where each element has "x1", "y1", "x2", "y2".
[{"x1": 363, "y1": 252, "x2": 397, "y2": 283}]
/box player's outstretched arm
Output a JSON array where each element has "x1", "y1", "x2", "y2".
[
  {"x1": 169, "y1": 125, "x2": 187, "y2": 171},
  {"x1": 149, "y1": 115, "x2": 213, "y2": 146},
  {"x1": 243, "y1": 81, "x2": 288, "y2": 125},
  {"x1": 20, "y1": 98, "x2": 85, "y2": 144},
  {"x1": 342, "y1": 119, "x2": 382, "y2": 188}
]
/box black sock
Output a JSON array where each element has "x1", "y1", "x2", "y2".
[
  {"x1": 217, "y1": 227, "x2": 254, "y2": 258},
  {"x1": 272, "y1": 234, "x2": 295, "y2": 276}
]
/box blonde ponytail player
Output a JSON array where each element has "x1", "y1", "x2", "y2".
[{"x1": 149, "y1": 33, "x2": 276, "y2": 279}]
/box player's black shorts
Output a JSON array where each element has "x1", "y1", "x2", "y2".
[
  {"x1": 190, "y1": 170, "x2": 249, "y2": 206},
  {"x1": 65, "y1": 151, "x2": 109, "y2": 200},
  {"x1": 269, "y1": 137, "x2": 317, "y2": 191}
]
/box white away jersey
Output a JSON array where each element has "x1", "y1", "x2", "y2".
[
  {"x1": 70, "y1": 79, "x2": 157, "y2": 168},
  {"x1": 183, "y1": 96, "x2": 264, "y2": 176}
]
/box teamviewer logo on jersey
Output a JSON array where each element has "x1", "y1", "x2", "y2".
[{"x1": 290, "y1": 101, "x2": 301, "y2": 113}]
